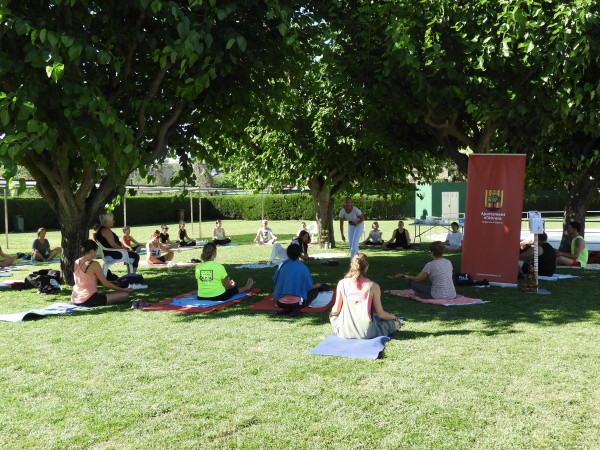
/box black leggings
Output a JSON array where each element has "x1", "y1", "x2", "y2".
[
  {"x1": 212, "y1": 238, "x2": 232, "y2": 245},
  {"x1": 197, "y1": 287, "x2": 239, "y2": 301},
  {"x1": 104, "y1": 250, "x2": 140, "y2": 268}
]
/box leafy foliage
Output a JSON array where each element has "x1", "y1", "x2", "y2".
[{"x1": 0, "y1": 0, "x2": 303, "y2": 281}]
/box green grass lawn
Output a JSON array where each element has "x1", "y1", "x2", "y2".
[{"x1": 1, "y1": 220, "x2": 600, "y2": 448}]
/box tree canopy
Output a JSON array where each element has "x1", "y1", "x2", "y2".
[
  {"x1": 0, "y1": 0, "x2": 305, "y2": 282},
  {"x1": 321, "y1": 0, "x2": 600, "y2": 239}
]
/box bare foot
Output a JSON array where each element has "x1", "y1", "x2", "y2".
[{"x1": 244, "y1": 278, "x2": 254, "y2": 291}]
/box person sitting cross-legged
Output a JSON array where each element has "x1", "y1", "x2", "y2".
[
  {"x1": 444, "y1": 222, "x2": 463, "y2": 252},
  {"x1": 0, "y1": 245, "x2": 17, "y2": 267},
  {"x1": 520, "y1": 232, "x2": 557, "y2": 277},
  {"x1": 555, "y1": 221, "x2": 588, "y2": 268},
  {"x1": 195, "y1": 243, "x2": 253, "y2": 300},
  {"x1": 330, "y1": 253, "x2": 402, "y2": 339},
  {"x1": 121, "y1": 226, "x2": 143, "y2": 253},
  {"x1": 32, "y1": 227, "x2": 61, "y2": 262},
  {"x1": 395, "y1": 241, "x2": 456, "y2": 300},
  {"x1": 273, "y1": 243, "x2": 323, "y2": 317},
  {"x1": 212, "y1": 219, "x2": 232, "y2": 245},
  {"x1": 362, "y1": 221, "x2": 384, "y2": 246},
  {"x1": 386, "y1": 220, "x2": 411, "y2": 250},
  {"x1": 254, "y1": 219, "x2": 278, "y2": 245},
  {"x1": 177, "y1": 221, "x2": 197, "y2": 247},
  {"x1": 146, "y1": 230, "x2": 180, "y2": 264},
  {"x1": 71, "y1": 240, "x2": 132, "y2": 307}
]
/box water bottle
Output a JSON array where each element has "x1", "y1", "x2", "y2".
[{"x1": 49, "y1": 278, "x2": 61, "y2": 290}]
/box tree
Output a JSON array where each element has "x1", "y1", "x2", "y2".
[
  {"x1": 323, "y1": 0, "x2": 600, "y2": 244},
  {"x1": 0, "y1": 0, "x2": 302, "y2": 283},
  {"x1": 204, "y1": 38, "x2": 445, "y2": 246}
]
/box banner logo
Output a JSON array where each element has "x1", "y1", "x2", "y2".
[{"x1": 485, "y1": 189, "x2": 504, "y2": 211}]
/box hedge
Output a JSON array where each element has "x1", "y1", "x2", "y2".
[{"x1": 2, "y1": 189, "x2": 595, "y2": 232}]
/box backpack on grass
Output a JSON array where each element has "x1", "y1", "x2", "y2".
[{"x1": 24, "y1": 269, "x2": 61, "y2": 289}]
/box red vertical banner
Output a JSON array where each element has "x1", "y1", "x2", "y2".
[{"x1": 461, "y1": 154, "x2": 526, "y2": 285}]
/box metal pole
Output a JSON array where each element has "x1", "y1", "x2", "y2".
[
  {"x1": 261, "y1": 191, "x2": 264, "y2": 220},
  {"x1": 123, "y1": 193, "x2": 127, "y2": 228},
  {"x1": 533, "y1": 233, "x2": 539, "y2": 293},
  {"x1": 4, "y1": 185, "x2": 8, "y2": 249},
  {"x1": 198, "y1": 190, "x2": 202, "y2": 240},
  {"x1": 190, "y1": 192, "x2": 194, "y2": 235}
]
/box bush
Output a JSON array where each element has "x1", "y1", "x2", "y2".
[{"x1": 9, "y1": 188, "x2": 592, "y2": 232}]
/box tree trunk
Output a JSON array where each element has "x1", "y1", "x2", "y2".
[
  {"x1": 559, "y1": 177, "x2": 598, "y2": 251},
  {"x1": 308, "y1": 178, "x2": 336, "y2": 248},
  {"x1": 58, "y1": 212, "x2": 96, "y2": 286}
]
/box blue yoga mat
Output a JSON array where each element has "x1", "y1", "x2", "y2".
[
  {"x1": 170, "y1": 292, "x2": 251, "y2": 308},
  {"x1": 310, "y1": 333, "x2": 394, "y2": 360},
  {"x1": 0, "y1": 273, "x2": 12, "y2": 277}
]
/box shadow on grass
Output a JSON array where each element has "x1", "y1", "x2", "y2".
[{"x1": 5, "y1": 248, "x2": 599, "y2": 332}]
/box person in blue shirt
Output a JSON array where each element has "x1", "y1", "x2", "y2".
[{"x1": 272, "y1": 243, "x2": 322, "y2": 317}]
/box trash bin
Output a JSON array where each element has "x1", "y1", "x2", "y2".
[
  {"x1": 13, "y1": 215, "x2": 24, "y2": 233},
  {"x1": 176, "y1": 209, "x2": 185, "y2": 222}
]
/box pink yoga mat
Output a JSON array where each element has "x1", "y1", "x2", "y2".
[{"x1": 386, "y1": 289, "x2": 488, "y2": 306}]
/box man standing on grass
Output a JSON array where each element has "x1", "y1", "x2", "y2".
[
  {"x1": 555, "y1": 221, "x2": 588, "y2": 268},
  {"x1": 339, "y1": 197, "x2": 365, "y2": 260}
]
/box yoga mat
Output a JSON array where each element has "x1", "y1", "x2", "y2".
[
  {"x1": 169, "y1": 293, "x2": 248, "y2": 308},
  {"x1": 139, "y1": 260, "x2": 200, "y2": 267},
  {"x1": 142, "y1": 288, "x2": 260, "y2": 313},
  {"x1": 310, "y1": 333, "x2": 394, "y2": 360},
  {"x1": 386, "y1": 289, "x2": 489, "y2": 306},
  {"x1": 0, "y1": 282, "x2": 11, "y2": 289},
  {"x1": 310, "y1": 253, "x2": 350, "y2": 259},
  {"x1": 0, "y1": 303, "x2": 90, "y2": 322},
  {"x1": 527, "y1": 289, "x2": 551, "y2": 295},
  {"x1": 234, "y1": 263, "x2": 277, "y2": 270},
  {"x1": 308, "y1": 291, "x2": 334, "y2": 308},
  {"x1": 1, "y1": 263, "x2": 35, "y2": 272},
  {"x1": 0, "y1": 273, "x2": 12, "y2": 277},
  {"x1": 538, "y1": 274, "x2": 582, "y2": 281},
  {"x1": 248, "y1": 291, "x2": 335, "y2": 313}
]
